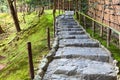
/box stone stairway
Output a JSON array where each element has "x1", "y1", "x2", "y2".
[{"x1": 38, "y1": 12, "x2": 118, "y2": 80}]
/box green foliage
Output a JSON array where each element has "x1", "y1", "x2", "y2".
[
  {"x1": 0, "y1": 0, "x2": 8, "y2": 12},
  {"x1": 81, "y1": 0, "x2": 88, "y2": 13}
]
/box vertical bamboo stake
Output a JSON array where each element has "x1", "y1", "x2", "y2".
[
  {"x1": 76, "y1": 0, "x2": 79, "y2": 20},
  {"x1": 107, "y1": 1, "x2": 111, "y2": 47},
  {"x1": 107, "y1": 28, "x2": 111, "y2": 47},
  {"x1": 67, "y1": 0, "x2": 69, "y2": 10},
  {"x1": 100, "y1": 2, "x2": 105, "y2": 37},
  {"x1": 47, "y1": 28, "x2": 51, "y2": 50},
  {"x1": 63, "y1": 0, "x2": 65, "y2": 13},
  {"x1": 83, "y1": 16, "x2": 86, "y2": 29},
  {"x1": 53, "y1": 0, "x2": 56, "y2": 37},
  {"x1": 58, "y1": 0, "x2": 60, "y2": 15},
  {"x1": 79, "y1": 0, "x2": 81, "y2": 22},
  {"x1": 119, "y1": 34, "x2": 120, "y2": 49},
  {"x1": 69, "y1": 0, "x2": 70, "y2": 11},
  {"x1": 27, "y1": 42, "x2": 34, "y2": 80},
  {"x1": 92, "y1": 9, "x2": 95, "y2": 36},
  {"x1": 79, "y1": 13, "x2": 80, "y2": 22}
]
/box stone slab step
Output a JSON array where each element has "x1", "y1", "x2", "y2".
[
  {"x1": 58, "y1": 22, "x2": 76, "y2": 25},
  {"x1": 58, "y1": 19, "x2": 77, "y2": 23},
  {"x1": 57, "y1": 28, "x2": 83, "y2": 32},
  {"x1": 65, "y1": 11, "x2": 74, "y2": 16},
  {"x1": 59, "y1": 39, "x2": 100, "y2": 47},
  {"x1": 55, "y1": 47, "x2": 110, "y2": 62},
  {"x1": 58, "y1": 31, "x2": 85, "y2": 35},
  {"x1": 58, "y1": 34, "x2": 89, "y2": 39},
  {"x1": 59, "y1": 19, "x2": 75, "y2": 22},
  {"x1": 57, "y1": 27, "x2": 81, "y2": 30},
  {"x1": 58, "y1": 25, "x2": 79, "y2": 28},
  {"x1": 43, "y1": 59, "x2": 117, "y2": 80}
]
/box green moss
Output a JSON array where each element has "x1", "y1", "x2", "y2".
[{"x1": 0, "y1": 10, "x2": 54, "y2": 80}]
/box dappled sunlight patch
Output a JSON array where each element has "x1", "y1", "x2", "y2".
[{"x1": 0, "y1": 64, "x2": 6, "y2": 70}]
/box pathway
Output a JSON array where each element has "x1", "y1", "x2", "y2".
[{"x1": 36, "y1": 11, "x2": 118, "y2": 80}]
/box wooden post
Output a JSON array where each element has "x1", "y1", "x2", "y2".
[
  {"x1": 119, "y1": 34, "x2": 120, "y2": 49},
  {"x1": 107, "y1": 3, "x2": 111, "y2": 47},
  {"x1": 107, "y1": 28, "x2": 111, "y2": 47},
  {"x1": 58, "y1": 0, "x2": 60, "y2": 15},
  {"x1": 79, "y1": 13, "x2": 81, "y2": 22},
  {"x1": 100, "y1": 10, "x2": 104, "y2": 37},
  {"x1": 83, "y1": 16, "x2": 86, "y2": 29},
  {"x1": 47, "y1": 28, "x2": 51, "y2": 50},
  {"x1": 100, "y1": 0, "x2": 105, "y2": 37},
  {"x1": 92, "y1": 20, "x2": 95, "y2": 36},
  {"x1": 92, "y1": 9, "x2": 95, "y2": 36},
  {"x1": 76, "y1": 0, "x2": 79, "y2": 20},
  {"x1": 63, "y1": 0, "x2": 64, "y2": 12},
  {"x1": 69, "y1": 0, "x2": 70, "y2": 11},
  {"x1": 67, "y1": 0, "x2": 69, "y2": 11},
  {"x1": 53, "y1": 0, "x2": 56, "y2": 37},
  {"x1": 79, "y1": 0, "x2": 81, "y2": 22},
  {"x1": 100, "y1": 25, "x2": 103, "y2": 37},
  {"x1": 27, "y1": 42, "x2": 34, "y2": 80}
]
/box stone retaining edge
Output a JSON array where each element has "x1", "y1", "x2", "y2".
[{"x1": 33, "y1": 37, "x2": 59, "y2": 80}]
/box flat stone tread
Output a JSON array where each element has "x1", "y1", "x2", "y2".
[
  {"x1": 58, "y1": 26, "x2": 79, "y2": 29},
  {"x1": 58, "y1": 31, "x2": 85, "y2": 35},
  {"x1": 55, "y1": 47, "x2": 110, "y2": 62},
  {"x1": 43, "y1": 59, "x2": 117, "y2": 80},
  {"x1": 57, "y1": 28, "x2": 83, "y2": 31},
  {"x1": 59, "y1": 39, "x2": 99, "y2": 47},
  {"x1": 58, "y1": 34, "x2": 90, "y2": 39}
]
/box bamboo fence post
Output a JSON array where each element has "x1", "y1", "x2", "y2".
[
  {"x1": 107, "y1": 28, "x2": 111, "y2": 47},
  {"x1": 27, "y1": 42, "x2": 34, "y2": 80},
  {"x1": 47, "y1": 27, "x2": 51, "y2": 50}
]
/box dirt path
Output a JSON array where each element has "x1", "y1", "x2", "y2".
[
  {"x1": 0, "y1": 64, "x2": 5, "y2": 70},
  {"x1": 0, "y1": 55, "x2": 6, "y2": 70}
]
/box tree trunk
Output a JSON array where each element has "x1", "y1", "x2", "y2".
[
  {"x1": 38, "y1": 6, "x2": 44, "y2": 17},
  {"x1": 0, "y1": 25, "x2": 4, "y2": 34},
  {"x1": 40, "y1": 7, "x2": 44, "y2": 15},
  {"x1": 13, "y1": 0, "x2": 17, "y2": 13},
  {"x1": 7, "y1": 0, "x2": 21, "y2": 32}
]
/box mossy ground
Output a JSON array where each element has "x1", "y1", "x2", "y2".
[{"x1": 0, "y1": 10, "x2": 61, "y2": 80}]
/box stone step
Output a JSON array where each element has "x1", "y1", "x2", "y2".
[
  {"x1": 59, "y1": 19, "x2": 75, "y2": 22},
  {"x1": 58, "y1": 25, "x2": 79, "y2": 28},
  {"x1": 57, "y1": 28, "x2": 83, "y2": 32},
  {"x1": 56, "y1": 25, "x2": 80, "y2": 29},
  {"x1": 57, "y1": 26, "x2": 81, "y2": 29},
  {"x1": 43, "y1": 59, "x2": 117, "y2": 80},
  {"x1": 60, "y1": 22, "x2": 77, "y2": 24},
  {"x1": 55, "y1": 47, "x2": 110, "y2": 62},
  {"x1": 58, "y1": 34, "x2": 89, "y2": 39},
  {"x1": 59, "y1": 21, "x2": 77, "y2": 23},
  {"x1": 59, "y1": 39, "x2": 100, "y2": 47},
  {"x1": 58, "y1": 31, "x2": 85, "y2": 35}
]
